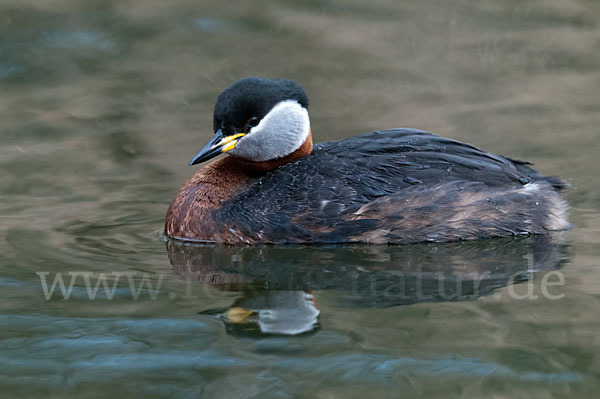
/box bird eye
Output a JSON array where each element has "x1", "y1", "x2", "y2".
[{"x1": 248, "y1": 116, "x2": 259, "y2": 128}]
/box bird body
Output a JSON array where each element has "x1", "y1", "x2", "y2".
[{"x1": 165, "y1": 78, "x2": 569, "y2": 244}]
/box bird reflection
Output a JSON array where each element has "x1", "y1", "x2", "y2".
[{"x1": 166, "y1": 235, "x2": 570, "y2": 337}]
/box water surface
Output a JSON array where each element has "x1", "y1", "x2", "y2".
[{"x1": 1, "y1": 0, "x2": 599, "y2": 397}]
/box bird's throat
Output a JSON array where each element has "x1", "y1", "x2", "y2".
[{"x1": 237, "y1": 129, "x2": 313, "y2": 172}]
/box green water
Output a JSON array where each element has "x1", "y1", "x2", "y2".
[{"x1": 1, "y1": 0, "x2": 599, "y2": 397}]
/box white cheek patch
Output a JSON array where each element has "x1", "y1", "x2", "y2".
[{"x1": 228, "y1": 100, "x2": 310, "y2": 162}]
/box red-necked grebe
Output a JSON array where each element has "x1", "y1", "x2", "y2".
[{"x1": 165, "y1": 77, "x2": 569, "y2": 244}]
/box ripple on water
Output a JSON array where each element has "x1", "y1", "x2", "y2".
[
  {"x1": 0, "y1": 63, "x2": 24, "y2": 80},
  {"x1": 40, "y1": 30, "x2": 115, "y2": 50},
  {"x1": 0, "y1": 314, "x2": 583, "y2": 395},
  {"x1": 191, "y1": 17, "x2": 224, "y2": 32}
]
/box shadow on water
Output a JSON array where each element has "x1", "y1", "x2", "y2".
[{"x1": 167, "y1": 235, "x2": 571, "y2": 337}]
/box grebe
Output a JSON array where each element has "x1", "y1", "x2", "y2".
[{"x1": 165, "y1": 77, "x2": 569, "y2": 244}]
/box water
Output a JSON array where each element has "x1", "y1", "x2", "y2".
[{"x1": 1, "y1": 0, "x2": 599, "y2": 397}]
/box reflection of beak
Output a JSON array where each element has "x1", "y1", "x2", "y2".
[
  {"x1": 188, "y1": 129, "x2": 246, "y2": 166},
  {"x1": 226, "y1": 307, "x2": 255, "y2": 323}
]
